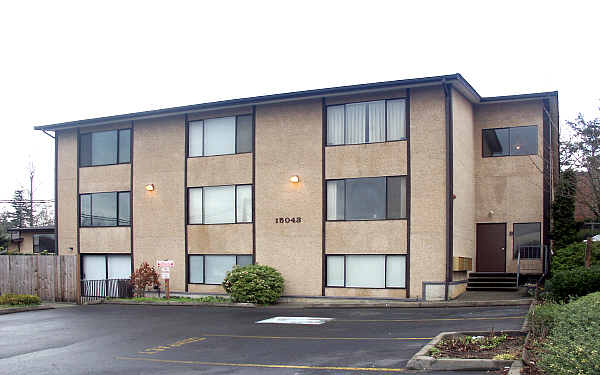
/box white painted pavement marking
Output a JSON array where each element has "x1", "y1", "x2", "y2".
[{"x1": 256, "y1": 316, "x2": 334, "y2": 325}]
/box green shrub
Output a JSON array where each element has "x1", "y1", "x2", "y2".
[
  {"x1": 530, "y1": 292, "x2": 600, "y2": 374},
  {"x1": 552, "y1": 242, "x2": 600, "y2": 272},
  {"x1": 0, "y1": 293, "x2": 42, "y2": 305},
  {"x1": 222, "y1": 264, "x2": 284, "y2": 304},
  {"x1": 546, "y1": 266, "x2": 600, "y2": 302}
]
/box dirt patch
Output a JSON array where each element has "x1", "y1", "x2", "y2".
[{"x1": 431, "y1": 333, "x2": 524, "y2": 360}]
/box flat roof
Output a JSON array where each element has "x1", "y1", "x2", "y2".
[{"x1": 34, "y1": 73, "x2": 558, "y2": 131}]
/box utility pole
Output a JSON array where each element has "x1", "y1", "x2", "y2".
[{"x1": 28, "y1": 163, "x2": 34, "y2": 227}]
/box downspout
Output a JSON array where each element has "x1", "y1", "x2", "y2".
[{"x1": 443, "y1": 81, "x2": 454, "y2": 300}]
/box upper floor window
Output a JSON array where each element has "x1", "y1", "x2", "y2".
[
  {"x1": 80, "y1": 191, "x2": 131, "y2": 227},
  {"x1": 327, "y1": 99, "x2": 406, "y2": 146},
  {"x1": 188, "y1": 185, "x2": 252, "y2": 224},
  {"x1": 482, "y1": 125, "x2": 537, "y2": 157},
  {"x1": 80, "y1": 129, "x2": 131, "y2": 167},
  {"x1": 188, "y1": 115, "x2": 253, "y2": 157},
  {"x1": 327, "y1": 176, "x2": 407, "y2": 221}
]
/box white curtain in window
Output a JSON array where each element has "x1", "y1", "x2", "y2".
[
  {"x1": 108, "y1": 255, "x2": 131, "y2": 279},
  {"x1": 326, "y1": 180, "x2": 345, "y2": 220},
  {"x1": 387, "y1": 99, "x2": 406, "y2": 140},
  {"x1": 327, "y1": 106, "x2": 345, "y2": 145},
  {"x1": 204, "y1": 186, "x2": 235, "y2": 224},
  {"x1": 346, "y1": 255, "x2": 385, "y2": 288},
  {"x1": 326, "y1": 256, "x2": 344, "y2": 287},
  {"x1": 205, "y1": 255, "x2": 236, "y2": 284},
  {"x1": 368, "y1": 101, "x2": 385, "y2": 143},
  {"x1": 386, "y1": 256, "x2": 406, "y2": 288},
  {"x1": 188, "y1": 121, "x2": 204, "y2": 157},
  {"x1": 188, "y1": 188, "x2": 203, "y2": 224},
  {"x1": 189, "y1": 256, "x2": 204, "y2": 283},
  {"x1": 236, "y1": 185, "x2": 252, "y2": 223},
  {"x1": 82, "y1": 255, "x2": 107, "y2": 281},
  {"x1": 204, "y1": 117, "x2": 236, "y2": 156},
  {"x1": 345, "y1": 103, "x2": 366, "y2": 144}
]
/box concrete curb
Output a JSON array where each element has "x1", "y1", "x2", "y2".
[
  {"x1": 0, "y1": 305, "x2": 55, "y2": 315},
  {"x1": 406, "y1": 330, "x2": 525, "y2": 371},
  {"x1": 103, "y1": 300, "x2": 257, "y2": 308},
  {"x1": 273, "y1": 299, "x2": 533, "y2": 309},
  {"x1": 508, "y1": 360, "x2": 523, "y2": 375}
]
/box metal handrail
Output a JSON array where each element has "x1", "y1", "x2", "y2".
[{"x1": 516, "y1": 248, "x2": 521, "y2": 288}]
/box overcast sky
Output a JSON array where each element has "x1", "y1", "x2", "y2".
[{"x1": 1, "y1": 1, "x2": 599, "y2": 209}]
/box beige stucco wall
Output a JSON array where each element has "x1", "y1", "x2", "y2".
[
  {"x1": 325, "y1": 221, "x2": 407, "y2": 253},
  {"x1": 187, "y1": 224, "x2": 252, "y2": 254},
  {"x1": 187, "y1": 154, "x2": 252, "y2": 187},
  {"x1": 133, "y1": 116, "x2": 187, "y2": 291},
  {"x1": 409, "y1": 86, "x2": 447, "y2": 298},
  {"x1": 325, "y1": 287, "x2": 406, "y2": 298},
  {"x1": 188, "y1": 284, "x2": 226, "y2": 294},
  {"x1": 57, "y1": 129, "x2": 78, "y2": 256},
  {"x1": 255, "y1": 99, "x2": 323, "y2": 296},
  {"x1": 79, "y1": 227, "x2": 131, "y2": 253},
  {"x1": 79, "y1": 164, "x2": 131, "y2": 193},
  {"x1": 474, "y1": 100, "x2": 544, "y2": 273},
  {"x1": 325, "y1": 141, "x2": 407, "y2": 179},
  {"x1": 452, "y1": 88, "x2": 476, "y2": 272}
]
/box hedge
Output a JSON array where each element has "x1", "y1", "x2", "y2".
[
  {"x1": 0, "y1": 294, "x2": 42, "y2": 305},
  {"x1": 545, "y1": 266, "x2": 600, "y2": 302},
  {"x1": 551, "y1": 242, "x2": 600, "y2": 272},
  {"x1": 529, "y1": 292, "x2": 600, "y2": 374},
  {"x1": 222, "y1": 264, "x2": 284, "y2": 304}
]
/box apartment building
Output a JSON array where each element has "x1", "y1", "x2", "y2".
[{"x1": 35, "y1": 74, "x2": 559, "y2": 300}]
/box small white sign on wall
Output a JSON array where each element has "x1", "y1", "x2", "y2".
[{"x1": 256, "y1": 316, "x2": 334, "y2": 325}]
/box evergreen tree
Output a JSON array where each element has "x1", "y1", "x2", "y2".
[
  {"x1": 7, "y1": 189, "x2": 33, "y2": 229},
  {"x1": 551, "y1": 169, "x2": 578, "y2": 250}
]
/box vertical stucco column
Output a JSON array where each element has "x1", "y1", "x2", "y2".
[
  {"x1": 255, "y1": 100, "x2": 323, "y2": 296},
  {"x1": 409, "y1": 87, "x2": 447, "y2": 298},
  {"x1": 133, "y1": 116, "x2": 186, "y2": 291},
  {"x1": 56, "y1": 129, "x2": 78, "y2": 256}
]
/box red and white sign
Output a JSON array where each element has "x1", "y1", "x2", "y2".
[
  {"x1": 157, "y1": 260, "x2": 174, "y2": 279},
  {"x1": 157, "y1": 260, "x2": 174, "y2": 268}
]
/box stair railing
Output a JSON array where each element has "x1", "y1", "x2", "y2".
[{"x1": 516, "y1": 247, "x2": 521, "y2": 289}]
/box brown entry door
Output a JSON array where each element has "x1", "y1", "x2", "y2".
[{"x1": 476, "y1": 223, "x2": 506, "y2": 272}]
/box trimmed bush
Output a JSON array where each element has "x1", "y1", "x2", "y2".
[
  {"x1": 222, "y1": 264, "x2": 284, "y2": 304},
  {"x1": 529, "y1": 292, "x2": 600, "y2": 374},
  {"x1": 0, "y1": 293, "x2": 42, "y2": 305},
  {"x1": 551, "y1": 242, "x2": 600, "y2": 272},
  {"x1": 546, "y1": 266, "x2": 600, "y2": 302}
]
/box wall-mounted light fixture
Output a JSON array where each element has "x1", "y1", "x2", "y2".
[
  {"x1": 145, "y1": 184, "x2": 155, "y2": 191},
  {"x1": 289, "y1": 175, "x2": 300, "y2": 183}
]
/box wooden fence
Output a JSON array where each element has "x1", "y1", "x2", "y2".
[{"x1": 0, "y1": 255, "x2": 78, "y2": 302}]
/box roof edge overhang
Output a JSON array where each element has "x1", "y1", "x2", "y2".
[{"x1": 33, "y1": 73, "x2": 558, "y2": 131}]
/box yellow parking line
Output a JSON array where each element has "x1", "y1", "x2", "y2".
[
  {"x1": 202, "y1": 334, "x2": 431, "y2": 341},
  {"x1": 338, "y1": 315, "x2": 525, "y2": 322},
  {"x1": 117, "y1": 356, "x2": 406, "y2": 372}
]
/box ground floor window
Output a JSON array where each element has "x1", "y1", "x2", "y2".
[
  {"x1": 81, "y1": 254, "x2": 132, "y2": 280},
  {"x1": 326, "y1": 254, "x2": 406, "y2": 288},
  {"x1": 513, "y1": 222, "x2": 541, "y2": 259},
  {"x1": 188, "y1": 255, "x2": 253, "y2": 284},
  {"x1": 33, "y1": 233, "x2": 56, "y2": 253}
]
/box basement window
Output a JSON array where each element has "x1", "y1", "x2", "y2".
[{"x1": 326, "y1": 254, "x2": 406, "y2": 288}]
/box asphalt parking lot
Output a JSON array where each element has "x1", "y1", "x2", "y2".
[{"x1": 0, "y1": 303, "x2": 528, "y2": 374}]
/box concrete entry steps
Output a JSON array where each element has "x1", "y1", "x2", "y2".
[{"x1": 467, "y1": 272, "x2": 518, "y2": 291}]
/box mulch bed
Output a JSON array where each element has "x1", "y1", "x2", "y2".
[{"x1": 432, "y1": 334, "x2": 524, "y2": 360}]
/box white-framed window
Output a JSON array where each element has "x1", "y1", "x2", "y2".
[
  {"x1": 188, "y1": 255, "x2": 253, "y2": 284},
  {"x1": 188, "y1": 115, "x2": 253, "y2": 157},
  {"x1": 188, "y1": 185, "x2": 252, "y2": 224},
  {"x1": 327, "y1": 99, "x2": 407, "y2": 146},
  {"x1": 326, "y1": 254, "x2": 406, "y2": 288}
]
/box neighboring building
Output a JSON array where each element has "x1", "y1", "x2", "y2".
[
  {"x1": 34, "y1": 74, "x2": 559, "y2": 300},
  {"x1": 7, "y1": 227, "x2": 56, "y2": 254},
  {"x1": 574, "y1": 171, "x2": 598, "y2": 222}
]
